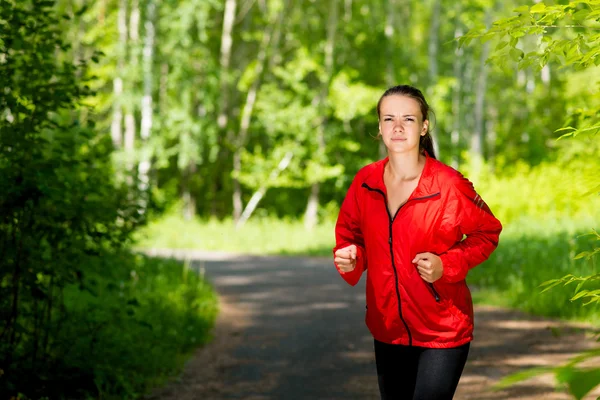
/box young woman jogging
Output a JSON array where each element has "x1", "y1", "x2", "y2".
[{"x1": 333, "y1": 85, "x2": 502, "y2": 400}]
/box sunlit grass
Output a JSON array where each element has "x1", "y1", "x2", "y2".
[
  {"x1": 137, "y1": 211, "x2": 599, "y2": 323},
  {"x1": 468, "y1": 214, "x2": 600, "y2": 324},
  {"x1": 135, "y1": 213, "x2": 336, "y2": 256}
]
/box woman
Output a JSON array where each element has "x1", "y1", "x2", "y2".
[{"x1": 333, "y1": 85, "x2": 502, "y2": 400}]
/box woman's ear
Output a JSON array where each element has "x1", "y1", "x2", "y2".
[{"x1": 421, "y1": 120, "x2": 429, "y2": 136}]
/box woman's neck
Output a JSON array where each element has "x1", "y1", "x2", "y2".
[{"x1": 385, "y1": 151, "x2": 426, "y2": 182}]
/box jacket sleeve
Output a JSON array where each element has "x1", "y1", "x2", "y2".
[
  {"x1": 333, "y1": 175, "x2": 367, "y2": 286},
  {"x1": 439, "y1": 176, "x2": 502, "y2": 284}
]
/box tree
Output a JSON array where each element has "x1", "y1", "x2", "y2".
[
  {"x1": 460, "y1": 1, "x2": 600, "y2": 398},
  {"x1": 0, "y1": 0, "x2": 142, "y2": 396}
]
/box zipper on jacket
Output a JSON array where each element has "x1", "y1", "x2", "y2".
[
  {"x1": 362, "y1": 183, "x2": 441, "y2": 346},
  {"x1": 429, "y1": 282, "x2": 440, "y2": 302}
]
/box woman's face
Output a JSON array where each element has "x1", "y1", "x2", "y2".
[{"x1": 378, "y1": 95, "x2": 428, "y2": 155}]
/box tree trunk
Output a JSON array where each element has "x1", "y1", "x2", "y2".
[
  {"x1": 124, "y1": 0, "x2": 139, "y2": 172},
  {"x1": 111, "y1": 0, "x2": 127, "y2": 148},
  {"x1": 382, "y1": 0, "x2": 398, "y2": 159},
  {"x1": 344, "y1": 0, "x2": 352, "y2": 21},
  {"x1": 451, "y1": 9, "x2": 463, "y2": 169},
  {"x1": 470, "y1": 12, "x2": 491, "y2": 163},
  {"x1": 427, "y1": 0, "x2": 441, "y2": 157},
  {"x1": 486, "y1": 106, "x2": 498, "y2": 173},
  {"x1": 236, "y1": 152, "x2": 294, "y2": 228},
  {"x1": 232, "y1": 0, "x2": 287, "y2": 223},
  {"x1": 138, "y1": 0, "x2": 155, "y2": 210},
  {"x1": 217, "y1": 0, "x2": 236, "y2": 132},
  {"x1": 304, "y1": 0, "x2": 338, "y2": 230},
  {"x1": 212, "y1": 0, "x2": 237, "y2": 218},
  {"x1": 183, "y1": 162, "x2": 197, "y2": 221},
  {"x1": 159, "y1": 63, "x2": 168, "y2": 113},
  {"x1": 129, "y1": 0, "x2": 140, "y2": 42},
  {"x1": 124, "y1": 114, "x2": 136, "y2": 152}
]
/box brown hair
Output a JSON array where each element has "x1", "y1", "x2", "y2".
[{"x1": 377, "y1": 85, "x2": 436, "y2": 159}]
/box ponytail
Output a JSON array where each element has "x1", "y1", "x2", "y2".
[{"x1": 420, "y1": 133, "x2": 436, "y2": 159}]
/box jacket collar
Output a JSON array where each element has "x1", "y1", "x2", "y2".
[{"x1": 362, "y1": 152, "x2": 440, "y2": 198}]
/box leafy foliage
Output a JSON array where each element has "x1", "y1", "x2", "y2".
[
  {"x1": 0, "y1": 1, "x2": 217, "y2": 398},
  {"x1": 460, "y1": 0, "x2": 600, "y2": 140},
  {"x1": 463, "y1": 1, "x2": 600, "y2": 398}
]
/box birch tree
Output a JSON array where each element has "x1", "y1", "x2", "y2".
[
  {"x1": 138, "y1": 0, "x2": 155, "y2": 210},
  {"x1": 111, "y1": 0, "x2": 128, "y2": 148},
  {"x1": 233, "y1": 0, "x2": 288, "y2": 223},
  {"x1": 304, "y1": 0, "x2": 338, "y2": 230},
  {"x1": 470, "y1": 7, "x2": 492, "y2": 175},
  {"x1": 427, "y1": 0, "x2": 441, "y2": 157}
]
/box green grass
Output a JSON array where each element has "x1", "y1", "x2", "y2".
[
  {"x1": 35, "y1": 253, "x2": 218, "y2": 399},
  {"x1": 137, "y1": 212, "x2": 599, "y2": 324},
  {"x1": 468, "y1": 215, "x2": 600, "y2": 324},
  {"x1": 135, "y1": 214, "x2": 337, "y2": 256}
]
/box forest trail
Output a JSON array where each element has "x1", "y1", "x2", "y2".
[{"x1": 146, "y1": 251, "x2": 600, "y2": 400}]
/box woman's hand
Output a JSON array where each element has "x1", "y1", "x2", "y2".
[
  {"x1": 412, "y1": 252, "x2": 443, "y2": 283},
  {"x1": 334, "y1": 245, "x2": 357, "y2": 273}
]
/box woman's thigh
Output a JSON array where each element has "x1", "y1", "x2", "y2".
[
  {"x1": 413, "y1": 342, "x2": 470, "y2": 400},
  {"x1": 374, "y1": 340, "x2": 420, "y2": 400}
]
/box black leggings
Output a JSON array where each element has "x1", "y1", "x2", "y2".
[{"x1": 374, "y1": 339, "x2": 470, "y2": 400}]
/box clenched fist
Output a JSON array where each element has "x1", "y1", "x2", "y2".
[
  {"x1": 334, "y1": 245, "x2": 357, "y2": 273},
  {"x1": 412, "y1": 252, "x2": 444, "y2": 283}
]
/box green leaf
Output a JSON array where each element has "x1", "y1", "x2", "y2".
[
  {"x1": 556, "y1": 367, "x2": 600, "y2": 400},
  {"x1": 496, "y1": 367, "x2": 553, "y2": 388},
  {"x1": 574, "y1": 251, "x2": 592, "y2": 260},
  {"x1": 570, "y1": 290, "x2": 590, "y2": 301},
  {"x1": 496, "y1": 41, "x2": 509, "y2": 50},
  {"x1": 514, "y1": 5, "x2": 530, "y2": 13},
  {"x1": 530, "y1": 3, "x2": 547, "y2": 13},
  {"x1": 510, "y1": 48, "x2": 524, "y2": 61},
  {"x1": 540, "y1": 280, "x2": 562, "y2": 293},
  {"x1": 572, "y1": 9, "x2": 590, "y2": 21}
]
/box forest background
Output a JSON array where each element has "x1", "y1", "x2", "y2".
[{"x1": 1, "y1": 0, "x2": 599, "y2": 398}]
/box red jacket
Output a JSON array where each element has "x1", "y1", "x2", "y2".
[{"x1": 333, "y1": 155, "x2": 502, "y2": 348}]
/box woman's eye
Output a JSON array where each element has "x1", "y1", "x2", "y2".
[
  {"x1": 405, "y1": 118, "x2": 414, "y2": 122},
  {"x1": 384, "y1": 118, "x2": 392, "y2": 121}
]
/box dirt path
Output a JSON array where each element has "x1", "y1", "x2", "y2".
[{"x1": 146, "y1": 251, "x2": 600, "y2": 400}]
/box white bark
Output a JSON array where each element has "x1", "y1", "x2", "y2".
[
  {"x1": 486, "y1": 107, "x2": 498, "y2": 173},
  {"x1": 124, "y1": 114, "x2": 136, "y2": 151},
  {"x1": 427, "y1": 0, "x2": 441, "y2": 157},
  {"x1": 541, "y1": 64, "x2": 551, "y2": 84},
  {"x1": 381, "y1": 0, "x2": 397, "y2": 159},
  {"x1": 451, "y1": 12, "x2": 463, "y2": 169},
  {"x1": 471, "y1": 10, "x2": 491, "y2": 171},
  {"x1": 304, "y1": 0, "x2": 338, "y2": 231},
  {"x1": 236, "y1": 152, "x2": 294, "y2": 228},
  {"x1": 159, "y1": 63, "x2": 168, "y2": 112},
  {"x1": 124, "y1": 0, "x2": 140, "y2": 177},
  {"x1": 183, "y1": 163, "x2": 197, "y2": 221},
  {"x1": 111, "y1": 0, "x2": 127, "y2": 148},
  {"x1": 471, "y1": 43, "x2": 489, "y2": 159},
  {"x1": 217, "y1": 0, "x2": 237, "y2": 131},
  {"x1": 233, "y1": 0, "x2": 286, "y2": 222},
  {"x1": 129, "y1": 0, "x2": 140, "y2": 42},
  {"x1": 344, "y1": 0, "x2": 352, "y2": 21},
  {"x1": 111, "y1": 78, "x2": 123, "y2": 148},
  {"x1": 428, "y1": 0, "x2": 441, "y2": 82},
  {"x1": 138, "y1": 0, "x2": 155, "y2": 207}
]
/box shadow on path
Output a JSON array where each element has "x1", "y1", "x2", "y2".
[{"x1": 146, "y1": 252, "x2": 599, "y2": 400}]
